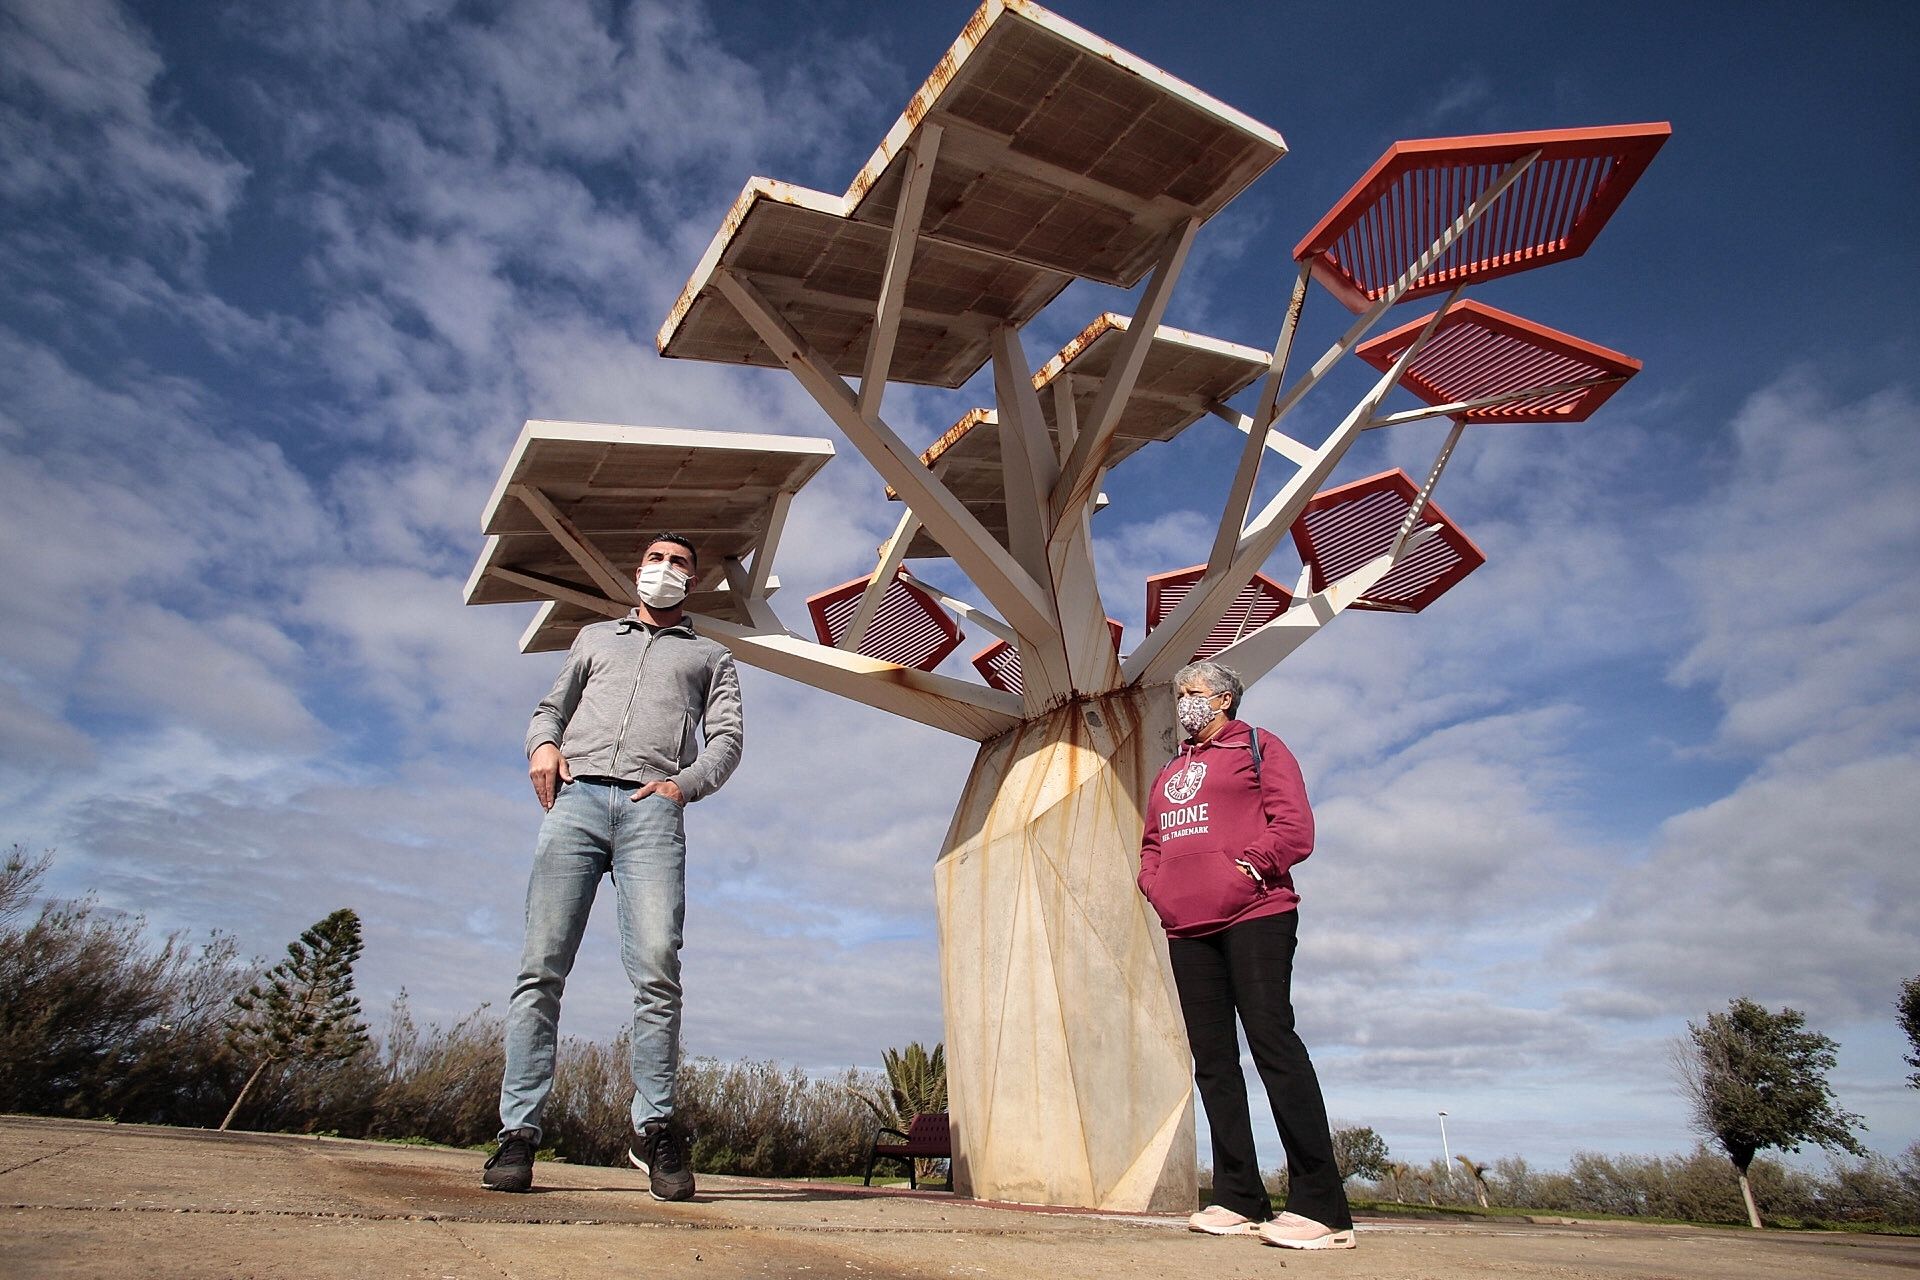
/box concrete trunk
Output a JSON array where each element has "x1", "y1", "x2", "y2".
[{"x1": 933, "y1": 685, "x2": 1196, "y2": 1212}]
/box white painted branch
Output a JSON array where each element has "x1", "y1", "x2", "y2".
[
  {"x1": 721, "y1": 557, "x2": 786, "y2": 633},
  {"x1": 993, "y1": 325, "x2": 1057, "y2": 584},
  {"x1": 487, "y1": 566, "x2": 630, "y2": 620},
  {"x1": 1265, "y1": 150, "x2": 1542, "y2": 434},
  {"x1": 1209, "y1": 263, "x2": 1312, "y2": 575},
  {"x1": 714, "y1": 268, "x2": 1058, "y2": 645},
  {"x1": 1051, "y1": 373, "x2": 1079, "y2": 453},
  {"x1": 1127, "y1": 286, "x2": 1465, "y2": 685},
  {"x1": 1363, "y1": 374, "x2": 1626, "y2": 430},
  {"x1": 1392, "y1": 419, "x2": 1466, "y2": 558},
  {"x1": 859, "y1": 122, "x2": 943, "y2": 421},
  {"x1": 1051, "y1": 219, "x2": 1199, "y2": 529},
  {"x1": 843, "y1": 510, "x2": 922, "y2": 651},
  {"x1": 1207, "y1": 403, "x2": 1316, "y2": 467},
  {"x1": 510, "y1": 483, "x2": 641, "y2": 606},
  {"x1": 748, "y1": 490, "x2": 794, "y2": 597},
  {"x1": 1211, "y1": 550, "x2": 1400, "y2": 684},
  {"x1": 899, "y1": 571, "x2": 1017, "y2": 644},
  {"x1": 692, "y1": 613, "x2": 1021, "y2": 741}
]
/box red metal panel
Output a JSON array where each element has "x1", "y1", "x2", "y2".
[
  {"x1": 1292, "y1": 123, "x2": 1670, "y2": 313},
  {"x1": 1355, "y1": 299, "x2": 1641, "y2": 422},
  {"x1": 1143, "y1": 566, "x2": 1293, "y2": 661},
  {"x1": 971, "y1": 638, "x2": 1025, "y2": 695},
  {"x1": 972, "y1": 619, "x2": 1123, "y2": 694},
  {"x1": 1289, "y1": 470, "x2": 1485, "y2": 613},
  {"x1": 806, "y1": 571, "x2": 963, "y2": 671}
]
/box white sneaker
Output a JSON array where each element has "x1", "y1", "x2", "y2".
[
  {"x1": 1187, "y1": 1204, "x2": 1259, "y2": 1235},
  {"x1": 1257, "y1": 1211, "x2": 1356, "y2": 1250}
]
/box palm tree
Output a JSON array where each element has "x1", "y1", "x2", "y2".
[
  {"x1": 854, "y1": 1041, "x2": 948, "y2": 1183},
  {"x1": 1455, "y1": 1155, "x2": 1491, "y2": 1208}
]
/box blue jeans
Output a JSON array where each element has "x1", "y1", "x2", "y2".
[{"x1": 498, "y1": 778, "x2": 687, "y2": 1141}]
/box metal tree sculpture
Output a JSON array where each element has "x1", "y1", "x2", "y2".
[{"x1": 467, "y1": 1, "x2": 1666, "y2": 1212}]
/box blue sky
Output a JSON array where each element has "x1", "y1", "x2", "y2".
[{"x1": 2, "y1": 0, "x2": 1916, "y2": 1174}]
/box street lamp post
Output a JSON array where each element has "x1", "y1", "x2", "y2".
[{"x1": 1438, "y1": 1110, "x2": 1453, "y2": 1193}]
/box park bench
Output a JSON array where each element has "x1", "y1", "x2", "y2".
[{"x1": 862, "y1": 1112, "x2": 950, "y2": 1190}]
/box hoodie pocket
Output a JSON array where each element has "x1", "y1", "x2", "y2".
[
  {"x1": 676, "y1": 710, "x2": 697, "y2": 768},
  {"x1": 1150, "y1": 848, "x2": 1263, "y2": 930}
]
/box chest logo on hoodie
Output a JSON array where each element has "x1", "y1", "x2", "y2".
[{"x1": 1163, "y1": 761, "x2": 1207, "y2": 805}]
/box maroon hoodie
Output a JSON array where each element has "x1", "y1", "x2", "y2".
[{"x1": 1137, "y1": 719, "x2": 1315, "y2": 939}]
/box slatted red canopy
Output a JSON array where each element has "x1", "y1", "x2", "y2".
[
  {"x1": 807, "y1": 572, "x2": 964, "y2": 671},
  {"x1": 1144, "y1": 567, "x2": 1293, "y2": 662},
  {"x1": 1357, "y1": 299, "x2": 1641, "y2": 423},
  {"x1": 1293, "y1": 123, "x2": 1670, "y2": 313},
  {"x1": 1290, "y1": 470, "x2": 1485, "y2": 613}
]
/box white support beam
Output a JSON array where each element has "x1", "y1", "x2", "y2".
[
  {"x1": 859, "y1": 123, "x2": 943, "y2": 421},
  {"x1": 898, "y1": 571, "x2": 1017, "y2": 644},
  {"x1": 1392, "y1": 418, "x2": 1466, "y2": 558},
  {"x1": 1209, "y1": 549, "x2": 1402, "y2": 685},
  {"x1": 488, "y1": 566, "x2": 630, "y2": 620},
  {"x1": 1208, "y1": 403, "x2": 1317, "y2": 467},
  {"x1": 714, "y1": 268, "x2": 1059, "y2": 646},
  {"x1": 1051, "y1": 373, "x2": 1079, "y2": 454},
  {"x1": 748, "y1": 489, "x2": 794, "y2": 597},
  {"x1": 1209, "y1": 262, "x2": 1312, "y2": 575},
  {"x1": 993, "y1": 324, "x2": 1087, "y2": 703},
  {"x1": 1127, "y1": 285, "x2": 1465, "y2": 686},
  {"x1": 1051, "y1": 218, "x2": 1199, "y2": 529},
  {"x1": 1263, "y1": 150, "x2": 1542, "y2": 435},
  {"x1": 993, "y1": 324, "x2": 1058, "y2": 583},
  {"x1": 721, "y1": 557, "x2": 785, "y2": 633},
  {"x1": 843, "y1": 509, "x2": 922, "y2": 651},
  {"x1": 510, "y1": 483, "x2": 641, "y2": 606},
  {"x1": 692, "y1": 613, "x2": 1021, "y2": 741},
  {"x1": 1363, "y1": 375, "x2": 1626, "y2": 430}
]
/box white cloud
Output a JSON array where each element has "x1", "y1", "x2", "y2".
[
  {"x1": 0, "y1": 0, "x2": 246, "y2": 242},
  {"x1": 291, "y1": 564, "x2": 546, "y2": 751},
  {"x1": 1418, "y1": 72, "x2": 1494, "y2": 130},
  {"x1": 1668, "y1": 376, "x2": 1920, "y2": 767},
  {"x1": 1574, "y1": 752, "x2": 1920, "y2": 1018},
  {"x1": 78, "y1": 605, "x2": 325, "y2": 750}
]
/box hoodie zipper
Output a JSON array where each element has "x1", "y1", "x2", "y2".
[{"x1": 607, "y1": 624, "x2": 654, "y2": 781}]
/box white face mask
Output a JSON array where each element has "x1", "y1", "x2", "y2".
[
  {"x1": 635, "y1": 561, "x2": 690, "y2": 608},
  {"x1": 1176, "y1": 693, "x2": 1220, "y2": 737}
]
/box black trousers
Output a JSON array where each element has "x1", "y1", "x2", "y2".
[{"x1": 1168, "y1": 910, "x2": 1352, "y2": 1229}]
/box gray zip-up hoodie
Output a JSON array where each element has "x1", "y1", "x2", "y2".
[{"x1": 525, "y1": 614, "x2": 743, "y2": 802}]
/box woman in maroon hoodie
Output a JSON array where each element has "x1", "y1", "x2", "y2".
[{"x1": 1138, "y1": 660, "x2": 1355, "y2": 1251}]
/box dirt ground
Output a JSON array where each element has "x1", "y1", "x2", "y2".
[{"x1": 1, "y1": 1115, "x2": 1911, "y2": 1279}]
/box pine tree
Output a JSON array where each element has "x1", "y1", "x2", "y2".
[
  {"x1": 1675, "y1": 996, "x2": 1866, "y2": 1228},
  {"x1": 220, "y1": 909, "x2": 371, "y2": 1131}
]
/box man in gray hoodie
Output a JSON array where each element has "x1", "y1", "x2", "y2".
[{"x1": 483, "y1": 532, "x2": 743, "y2": 1200}]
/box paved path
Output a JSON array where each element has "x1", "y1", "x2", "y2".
[{"x1": 1, "y1": 1116, "x2": 1911, "y2": 1278}]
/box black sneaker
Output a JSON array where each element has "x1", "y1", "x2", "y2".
[
  {"x1": 482, "y1": 1128, "x2": 536, "y2": 1192},
  {"x1": 629, "y1": 1118, "x2": 695, "y2": 1201}
]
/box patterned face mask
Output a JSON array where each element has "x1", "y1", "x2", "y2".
[
  {"x1": 635, "y1": 562, "x2": 690, "y2": 608},
  {"x1": 1176, "y1": 693, "x2": 1219, "y2": 737}
]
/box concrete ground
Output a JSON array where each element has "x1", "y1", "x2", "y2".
[{"x1": 1, "y1": 1116, "x2": 1912, "y2": 1279}]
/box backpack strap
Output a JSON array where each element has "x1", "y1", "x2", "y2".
[{"x1": 1166, "y1": 731, "x2": 1265, "y2": 776}]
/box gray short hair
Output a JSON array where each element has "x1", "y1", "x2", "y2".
[{"x1": 1173, "y1": 660, "x2": 1243, "y2": 717}]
